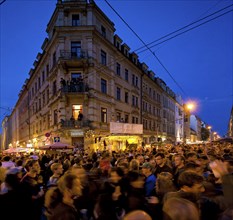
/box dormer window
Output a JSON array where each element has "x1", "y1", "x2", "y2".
[
  {"x1": 116, "y1": 42, "x2": 120, "y2": 50},
  {"x1": 125, "y1": 49, "x2": 129, "y2": 57},
  {"x1": 101, "y1": 25, "x2": 106, "y2": 38},
  {"x1": 72, "y1": 14, "x2": 80, "y2": 26}
]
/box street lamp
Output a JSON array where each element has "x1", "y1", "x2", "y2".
[
  {"x1": 183, "y1": 101, "x2": 196, "y2": 143},
  {"x1": 207, "y1": 126, "x2": 212, "y2": 142}
]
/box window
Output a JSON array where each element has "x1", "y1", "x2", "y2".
[
  {"x1": 125, "y1": 69, "x2": 128, "y2": 81},
  {"x1": 72, "y1": 14, "x2": 80, "y2": 26},
  {"x1": 132, "y1": 116, "x2": 138, "y2": 124},
  {"x1": 53, "y1": 51, "x2": 56, "y2": 67},
  {"x1": 38, "y1": 77, "x2": 41, "y2": 88},
  {"x1": 101, "y1": 25, "x2": 106, "y2": 38},
  {"x1": 72, "y1": 105, "x2": 82, "y2": 120},
  {"x1": 35, "y1": 82, "x2": 38, "y2": 93},
  {"x1": 157, "y1": 93, "x2": 161, "y2": 102},
  {"x1": 132, "y1": 95, "x2": 138, "y2": 107},
  {"x1": 71, "y1": 73, "x2": 82, "y2": 81},
  {"x1": 53, "y1": 81, "x2": 57, "y2": 95},
  {"x1": 101, "y1": 50, "x2": 107, "y2": 65},
  {"x1": 71, "y1": 41, "x2": 81, "y2": 58},
  {"x1": 101, "y1": 78, "x2": 107, "y2": 94},
  {"x1": 125, "y1": 91, "x2": 128, "y2": 103},
  {"x1": 46, "y1": 64, "x2": 49, "y2": 77},
  {"x1": 101, "y1": 108, "x2": 107, "y2": 123},
  {"x1": 42, "y1": 93, "x2": 45, "y2": 106},
  {"x1": 125, "y1": 114, "x2": 129, "y2": 123},
  {"x1": 47, "y1": 89, "x2": 49, "y2": 104},
  {"x1": 116, "y1": 112, "x2": 121, "y2": 122},
  {"x1": 132, "y1": 74, "x2": 138, "y2": 86},
  {"x1": 42, "y1": 71, "x2": 45, "y2": 83},
  {"x1": 39, "y1": 99, "x2": 41, "y2": 110},
  {"x1": 116, "y1": 87, "x2": 121, "y2": 100},
  {"x1": 116, "y1": 63, "x2": 121, "y2": 76},
  {"x1": 116, "y1": 41, "x2": 120, "y2": 49},
  {"x1": 54, "y1": 110, "x2": 58, "y2": 125}
]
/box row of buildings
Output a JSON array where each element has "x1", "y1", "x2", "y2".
[{"x1": 0, "y1": 0, "x2": 228, "y2": 151}]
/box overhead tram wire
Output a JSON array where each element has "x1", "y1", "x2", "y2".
[
  {"x1": 0, "y1": 0, "x2": 6, "y2": 6},
  {"x1": 138, "y1": 8, "x2": 233, "y2": 54},
  {"x1": 88, "y1": 2, "x2": 232, "y2": 91},
  {"x1": 135, "y1": 3, "x2": 233, "y2": 53},
  {"x1": 104, "y1": 0, "x2": 187, "y2": 96}
]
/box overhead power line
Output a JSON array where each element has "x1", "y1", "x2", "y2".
[
  {"x1": 135, "y1": 3, "x2": 233, "y2": 53},
  {"x1": 0, "y1": 0, "x2": 6, "y2": 6},
  {"x1": 90, "y1": 2, "x2": 232, "y2": 90},
  {"x1": 138, "y1": 8, "x2": 233, "y2": 54},
  {"x1": 104, "y1": 0, "x2": 187, "y2": 96}
]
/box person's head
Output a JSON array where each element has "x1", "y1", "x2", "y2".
[
  {"x1": 127, "y1": 171, "x2": 144, "y2": 189},
  {"x1": 51, "y1": 163, "x2": 63, "y2": 176},
  {"x1": 163, "y1": 197, "x2": 200, "y2": 220},
  {"x1": 117, "y1": 162, "x2": 129, "y2": 174},
  {"x1": 156, "y1": 172, "x2": 176, "y2": 197},
  {"x1": 178, "y1": 171, "x2": 205, "y2": 194},
  {"x1": 173, "y1": 154, "x2": 185, "y2": 168},
  {"x1": 186, "y1": 152, "x2": 198, "y2": 163},
  {"x1": 109, "y1": 167, "x2": 124, "y2": 184},
  {"x1": 141, "y1": 162, "x2": 153, "y2": 177},
  {"x1": 58, "y1": 172, "x2": 82, "y2": 199},
  {"x1": 155, "y1": 152, "x2": 165, "y2": 166},
  {"x1": 129, "y1": 159, "x2": 140, "y2": 172},
  {"x1": 25, "y1": 159, "x2": 41, "y2": 174},
  {"x1": 123, "y1": 210, "x2": 152, "y2": 220},
  {"x1": 71, "y1": 166, "x2": 87, "y2": 185}
]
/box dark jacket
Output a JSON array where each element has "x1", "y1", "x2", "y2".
[{"x1": 49, "y1": 202, "x2": 80, "y2": 220}]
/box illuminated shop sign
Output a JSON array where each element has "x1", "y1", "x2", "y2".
[{"x1": 110, "y1": 122, "x2": 143, "y2": 134}]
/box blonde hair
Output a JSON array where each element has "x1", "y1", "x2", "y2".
[
  {"x1": 50, "y1": 163, "x2": 62, "y2": 173},
  {"x1": 129, "y1": 159, "x2": 140, "y2": 171},
  {"x1": 163, "y1": 197, "x2": 200, "y2": 220}
]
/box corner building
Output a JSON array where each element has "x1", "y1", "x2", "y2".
[{"x1": 6, "y1": 0, "x2": 178, "y2": 150}]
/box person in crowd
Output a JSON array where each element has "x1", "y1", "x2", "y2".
[
  {"x1": 173, "y1": 154, "x2": 185, "y2": 187},
  {"x1": 154, "y1": 153, "x2": 172, "y2": 177},
  {"x1": 123, "y1": 210, "x2": 152, "y2": 220},
  {"x1": 0, "y1": 169, "x2": 32, "y2": 220},
  {"x1": 141, "y1": 162, "x2": 156, "y2": 197},
  {"x1": 156, "y1": 172, "x2": 176, "y2": 201},
  {"x1": 129, "y1": 159, "x2": 140, "y2": 172},
  {"x1": 45, "y1": 172, "x2": 83, "y2": 220},
  {"x1": 163, "y1": 197, "x2": 200, "y2": 220},
  {"x1": 47, "y1": 162, "x2": 63, "y2": 188},
  {"x1": 186, "y1": 152, "x2": 198, "y2": 163},
  {"x1": 1, "y1": 156, "x2": 15, "y2": 169},
  {"x1": 20, "y1": 159, "x2": 44, "y2": 220}
]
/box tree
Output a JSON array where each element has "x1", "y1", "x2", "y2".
[{"x1": 201, "y1": 127, "x2": 210, "y2": 141}]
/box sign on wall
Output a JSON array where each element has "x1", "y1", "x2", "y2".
[{"x1": 110, "y1": 122, "x2": 143, "y2": 134}]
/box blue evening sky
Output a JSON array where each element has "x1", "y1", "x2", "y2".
[{"x1": 0, "y1": 0, "x2": 232, "y2": 136}]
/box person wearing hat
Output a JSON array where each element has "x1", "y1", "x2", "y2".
[{"x1": 141, "y1": 162, "x2": 156, "y2": 197}]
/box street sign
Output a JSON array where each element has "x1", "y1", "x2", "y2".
[{"x1": 54, "y1": 137, "x2": 60, "y2": 142}]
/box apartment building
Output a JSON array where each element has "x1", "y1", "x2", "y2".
[{"x1": 1, "y1": 0, "x2": 178, "y2": 150}]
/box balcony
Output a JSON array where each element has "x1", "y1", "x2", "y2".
[
  {"x1": 60, "y1": 50, "x2": 88, "y2": 60},
  {"x1": 59, "y1": 50, "x2": 89, "y2": 68},
  {"x1": 61, "y1": 81, "x2": 89, "y2": 93},
  {"x1": 60, "y1": 119, "x2": 93, "y2": 129}
]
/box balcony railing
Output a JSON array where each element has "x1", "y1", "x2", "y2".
[
  {"x1": 60, "y1": 50, "x2": 88, "y2": 60},
  {"x1": 61, "y1": 81, "x2": 89, "y2": 93},
  {"x1": 60, "y1": 119, "x2": 92, "y2": 129}
]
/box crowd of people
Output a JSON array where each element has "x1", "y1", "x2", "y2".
[{"x1": 0, "y1": 142, "x2": 232, "y2": 220}]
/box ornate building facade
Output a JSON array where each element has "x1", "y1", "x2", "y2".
[{"x1": 1, "y1": 0, "x2": 178, "y2": 150}]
